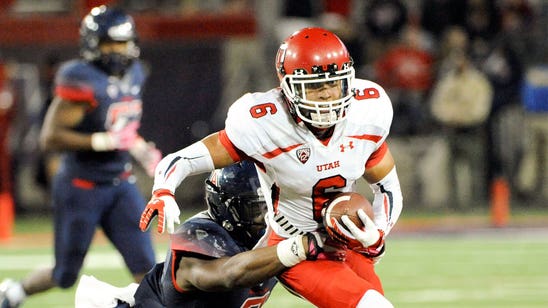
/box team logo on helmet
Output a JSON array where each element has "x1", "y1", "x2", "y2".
[{"x1": 296, "y1": 147, "x2": 311, "y2": 164}]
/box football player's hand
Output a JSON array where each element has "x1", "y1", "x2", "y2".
[
  {"x1": 305, "y1": 231, "x2": 346, "y2": 261},
  {"x1": 332, "y1": 209, "x2": 385, "y2": 256},
  {"x1": 129, "y1": 138, "x2": 162, "y2": 177},
  {"x1": 91, "y1": 121, "x2": 140, "y2": 151},
  {"x1": 139, "y1": 189, "x2": 180, "y2": 234},
  {"x1": 111, "y1": 121, "x2": 140, "y2": 150},
  {"x1": 277, "y1": 231, "x2": 346, "y2": 267}
]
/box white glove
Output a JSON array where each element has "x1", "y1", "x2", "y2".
[
  {"x1": 339, "y1": 209, "x2": 385, "y2": 257},
  {"x1": 129, "y1": 138, "x2": 162, "y2": 177},
  {"x1": 139, "y1": 189, "x2": 181, "y2": 234}
]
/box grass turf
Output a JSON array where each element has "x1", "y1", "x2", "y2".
[{"x1": 1, "y1": 214, "x2": 547, "y2": 307}]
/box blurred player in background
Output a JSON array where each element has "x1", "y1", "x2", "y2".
[
  {"x1": 75, "y1": 161, "x2": 334, "y2": 307},
  {"x1": 0, "y1": 6, "x2": 160, "y2": 307},
  {"x1": 140, "y1": 27, "x2": 403, "y2": 307}
]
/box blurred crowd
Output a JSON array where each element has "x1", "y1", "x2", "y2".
[{"x1": 1, "y1": 0, "x2": 547, "y2": 213}]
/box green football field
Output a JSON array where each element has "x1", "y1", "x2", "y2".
[{"x1": 1, "y1": 214, "x2": 547, "y2": 307}]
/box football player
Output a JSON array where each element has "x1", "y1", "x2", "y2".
[
  {"x1": 140, "y1": 27, "x2": 403, "y2": 307},
  {"x1": 75, "y1": 161, "x2": 334, "y2": 307},
  {"x1": 1, "y1": 6, "x2": 160, "y2": 308}
]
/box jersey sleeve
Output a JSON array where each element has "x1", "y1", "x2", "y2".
[
  {"x1": 365, "y1": 141, "x2": 388, "y2": 168},
  {"x1": 349, "y1": 79, "x2": 394, "y2": 149},
  {"x1": 54, "y1": 61, "x2": 97, "y2": 108},
  {"x1": 223, "y1": 93, "x2": 272, "y2": 158}
]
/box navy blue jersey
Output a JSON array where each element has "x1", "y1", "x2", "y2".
[
  {"x1": 134, "y1": 212, "x2": 277, "y2": 307},
  {"x1": 48, "y1": 59, "x2": 155, "y2": 288},
  {"x1": 54, "y1": 59, "x2": 145, "y2": 182}
]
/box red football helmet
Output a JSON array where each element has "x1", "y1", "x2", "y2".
[{"x1": 275, "y1": 27, "x2": 355, "y2": 128}]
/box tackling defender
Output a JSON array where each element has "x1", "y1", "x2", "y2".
[
  {"x1": 140, "y1": 27, "x2": 403, "y2": 307},
  {"x1": 75, "y1": 161, "x2": 336, "y2": 307}
]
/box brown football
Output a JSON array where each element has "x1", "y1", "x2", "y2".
[{"x1": 322, "y1": 192, "x2": 374, "y2": 242}]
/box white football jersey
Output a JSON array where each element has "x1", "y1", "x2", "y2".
[{"x1": 224, "y1": 78, "x2": 393, "y2": 237}]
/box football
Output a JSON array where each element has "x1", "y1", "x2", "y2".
[{"x1": 322, "y1": 192, "x2": 374, "y2": 242}]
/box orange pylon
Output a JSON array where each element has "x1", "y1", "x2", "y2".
[
  {"x1": 490, "y1": 177, "x2": 510, "y2": 227},
  {"x1": 0, "y1": 191, "x2": 14, "y2": 241}
]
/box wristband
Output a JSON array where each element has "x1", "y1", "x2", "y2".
[
  {"x1": 153, "y1": 189, "x2": 174, "y2": 198},
  {"x1": 276, "y1": 235, "x2": 306, "y2": 267},
  {"x1": 91, "y1": 132, "x2": 115, "y2": 151}
]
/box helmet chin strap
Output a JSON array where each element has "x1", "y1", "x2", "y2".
[
  {"x1": 281, "y1": 94, "x2": 336, "y2": 138},
  {"x1": 309, "y1": 111, "x2": 338, "y2": 128}
]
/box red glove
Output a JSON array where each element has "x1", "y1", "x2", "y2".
[{"x1": 139, "y1": 189, "x2": 180, "y2": 234}]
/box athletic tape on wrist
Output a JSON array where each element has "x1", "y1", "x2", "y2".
[
  {"x1": 91, "y1": 132, "x2": 115, "y2": 151},
  {"x1": 276, "y1": 235, "x2": 306, "y2": 267}
]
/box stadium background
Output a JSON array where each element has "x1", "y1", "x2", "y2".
[
  {"x1": 1, "y1": 0, "x2": 546, "y2": 219},
  {"x1": 0, "y1": 0, "x2": 547, "y2": 306}
]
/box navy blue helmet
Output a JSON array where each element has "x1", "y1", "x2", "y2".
[
  {"x1": 205, "y1": 161, "x2": 267, "y2": 249},
  {"x1": 80, "y1": 5, "x2": 140, "y2": 75}
]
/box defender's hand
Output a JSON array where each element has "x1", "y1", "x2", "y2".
[
  {"x1": 139, "y1": 189, "x2": 180, "y2": 234},
  {"x1": 129, "y1": 138, "x2": 162, "y2": 177},
  {"x1": 111, "y1": 121, "x2": 140, "y2": 150},
  {"x1": 305, "y1": 231, "x2": 346, "y2": 262}
]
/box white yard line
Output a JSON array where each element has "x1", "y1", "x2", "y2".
[{"x1": 0, "y1": 250, "x2": 165, "y2": 270}]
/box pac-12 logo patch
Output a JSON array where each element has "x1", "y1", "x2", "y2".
[{"x1": 296, "y1": 147, "x2": 310, "y2": 164}]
